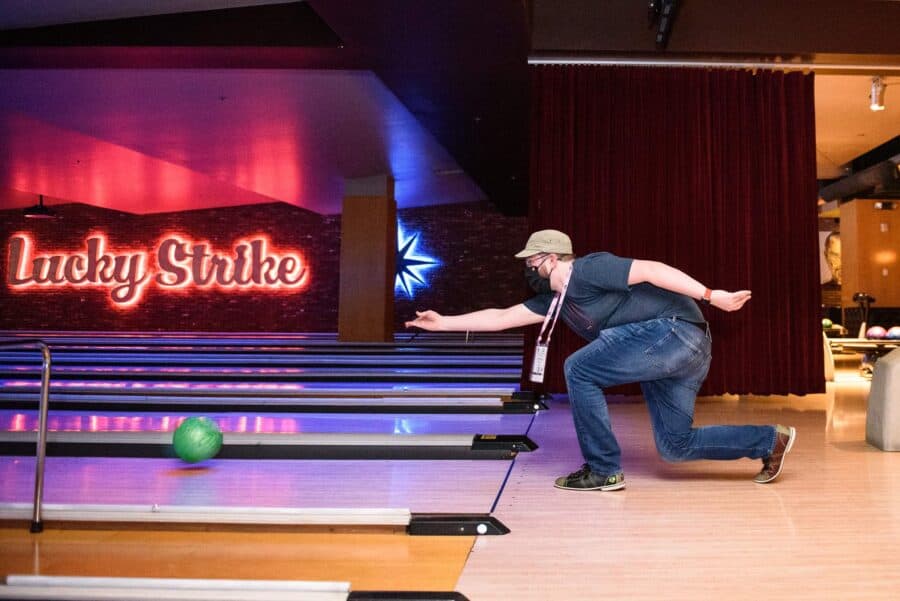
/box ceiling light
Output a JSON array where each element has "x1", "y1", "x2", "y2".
[{"x1": 870, "y1": 76, "x2": 886, "y2": 111}]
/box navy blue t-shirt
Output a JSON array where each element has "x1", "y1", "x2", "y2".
[{"x1": 523, "y1": 252, "x2": 705, "y2": 341}]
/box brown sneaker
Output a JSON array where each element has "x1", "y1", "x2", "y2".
[{"x1": 753, "y1": 425, "x2": 796, "y2": 484}]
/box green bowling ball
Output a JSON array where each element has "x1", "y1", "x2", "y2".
[
  {"x1": 822, "y1": 318, "x2": 833, "y2": 329},
  {"x1": 172, "y1": 417, "x2": 223, "y2": 463}
]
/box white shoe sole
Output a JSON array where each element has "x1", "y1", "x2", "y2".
[{"x1": 554, "y1": 480, "x2": 626, "y2": 492}]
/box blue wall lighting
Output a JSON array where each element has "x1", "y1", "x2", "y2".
[{"x1": 395, "y1": 221, "x2": 439, "y2": 298}]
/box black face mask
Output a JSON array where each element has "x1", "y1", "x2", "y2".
[{"x1": 524, "y1": 266, "x2": 552, "y2": 294}]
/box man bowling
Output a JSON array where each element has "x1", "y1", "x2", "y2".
[{"x1": 406, "y1": 230, "x2": 795, "y2": 490}]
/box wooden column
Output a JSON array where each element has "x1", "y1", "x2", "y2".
[
  {"x1": 840, "y1": 199, "x2": 900, "y2": 308},
  {"x1": 338, "y1": 175, "x2": 396, "y2": 342}
]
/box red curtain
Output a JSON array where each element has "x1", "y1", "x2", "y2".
[{"x1": 523, "y1": 65, "x2": 823, "y2": 396}]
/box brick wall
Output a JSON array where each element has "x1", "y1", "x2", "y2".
[
  {"x1": 0, "y1": 201, "x2": 529, "y2": 332},
  {"x1": 392, "y1": 202, "x2": 530, "y2": 330}
]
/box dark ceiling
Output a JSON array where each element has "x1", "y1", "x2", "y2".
[
  {"x1": 0, "y1": 1, "x2": 530, "y2": 215},
  {"x1": 1, "y1": 1, "x2": 899, "y2": 216},
  {"x1": 307, "y1": 0, "x2": 531, "y2": 214}
]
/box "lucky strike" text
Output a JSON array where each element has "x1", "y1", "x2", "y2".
[{"x1": 7, "y1": 233, "x2": 309, "y2": 308}]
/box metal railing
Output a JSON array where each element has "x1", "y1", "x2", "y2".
[{"x1": 0, "y1": 339, "x2": 51, "y2": 532}]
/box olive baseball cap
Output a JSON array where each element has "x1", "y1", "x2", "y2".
[{"x1": 514, "y1": 229, "x2": 573, "y2": 258}]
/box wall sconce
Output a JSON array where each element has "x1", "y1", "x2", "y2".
[
  {"x1": 870, "y1": 76, "x2": 886, "y2": 111},
  {"x1": 23, "y1": 195, "x2": 57, "y2": 219}
]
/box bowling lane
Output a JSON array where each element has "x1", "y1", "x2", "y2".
[
  {"x1": 0, "y1": 331, "x2": 523, "y2": 348},
  {"x1": 0, "y1": 380, "x2": 520, "y2": 413},
  {"x1": 0, "y1": 379, "x2": 516, "y2": 394},
  {"x1": 0, "y1": 352, "x2": 523, "y2": 366},
  {"x1": 0, "y1": 366, "x2": 518, "y2": 382},
  {"x1": 0, "y1": 456, "x2": 510, "y2": 513},
  {"x1": 0, "y1": 409, "x2": 535, "y2": 435}
]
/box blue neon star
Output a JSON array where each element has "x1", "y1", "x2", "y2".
[{"x1": 395, "y1": 222, "x2": 439, "y2": 298}]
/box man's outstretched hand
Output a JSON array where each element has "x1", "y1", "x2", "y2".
[
  {"x1": 711, "y1": 290, "x2": 752, "y2": 312},
  {"x1": 405, "y1": 310, "x2": 443, "y2": 331}
]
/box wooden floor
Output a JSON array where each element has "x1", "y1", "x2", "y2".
[
  {"x1": 459, "y1": 358, "x2": 900, "y2": 600},
  {"x1": 2, "y1": 357, "x2": 898, "y2": 599},
  {"x1": 0, "y1": 527, "x2": 473, "y2": 591}
]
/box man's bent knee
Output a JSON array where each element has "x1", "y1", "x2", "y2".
[
  {"x1": 656, "y1": 433, "x2": 693, "y2": 463},
  {"x1": 563, "y1": 354, "x2": 580, "y2": 382}
]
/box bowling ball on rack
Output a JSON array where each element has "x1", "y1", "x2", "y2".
[
  {"x1": 172, "y1": 417, "x2": 223, "y2": 463},
  {"x1": 886, "y1": 326, "x2": 900, "y2": 340},
  {"x1": 866, "y1": 326, "x2": 887, "y2": 340},
  {"x1": 822, "y1": 318, "x2": 833, "y2": 329}
]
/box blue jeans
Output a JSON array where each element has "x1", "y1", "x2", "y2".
[{"x1": 563, "y1": 317, "x2": 776, "y2": 476}]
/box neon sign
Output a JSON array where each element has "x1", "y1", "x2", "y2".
[
  {"x1": 395, "y1": 222, "x2": 439, "y2": 298},
  {"x1": 6, "y1": 232, "x2": 309, "y2": 309}
]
